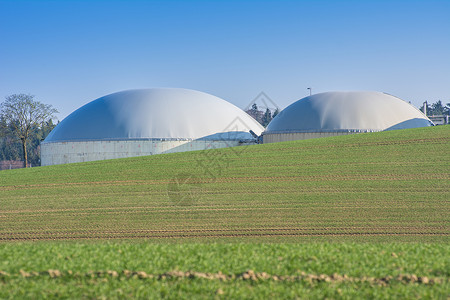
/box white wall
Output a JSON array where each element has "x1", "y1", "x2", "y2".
[{"x1": 41, "y1": 139, "x2": 254, "y2": 166}]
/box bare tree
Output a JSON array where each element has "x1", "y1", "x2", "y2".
[{"x1": 0, "y1": 94, "x2": 58, "y2": 168}]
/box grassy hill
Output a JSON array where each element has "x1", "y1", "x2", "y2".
[
  {"x1": 0, "y1": 126, "x2": 448, "y2": 242},
  {"x1": 0, "y1": 126, "x2": 449, "y2": 298}
]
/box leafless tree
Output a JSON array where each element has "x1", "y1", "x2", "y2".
[{"x1": 1, "y1": 94, "x2": 58, "y2": 168}]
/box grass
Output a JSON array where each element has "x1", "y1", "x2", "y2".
[
  {"x1": 0, "y1": 242, "x2": 449, "y2": 299},
  {"x1": 0, "y1": 126, "x2": 449, "y2": 298},
  {"x1": 0, "y1": 126, "x2": 448, "y2": 242}
]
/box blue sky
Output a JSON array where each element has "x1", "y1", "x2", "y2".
[{"x1": 1, "y1": 0, "x2": 449, "y2": 119}]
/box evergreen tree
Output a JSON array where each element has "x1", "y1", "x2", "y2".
[
  {"x1": 431, "y1": 100, "x2": 445, "y2": 115},
  {"x1": 273, "y1": 108, "x2": 280, "y2": 119},
  {"x1": 262, "y1": 108, "x2": 272, "y2": 127},
  {"x1": 418, "y1": 100, "x2": 449, "y2": 116}
]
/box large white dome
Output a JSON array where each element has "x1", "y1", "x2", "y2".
[
  {"x1": 41, "y1": 88, "x2": 264, "y2": 166},
  {"x1": 45, "y1": 88, "x2": 264, "y2": 142},
  {"x1": 265, "y1": 91, "x2": 433, "y2": 134}
]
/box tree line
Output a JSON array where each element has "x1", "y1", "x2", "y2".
[
  {"x1": 245, "y1": 103, "x2": 280, "y2": 127},
  {"x1": 419, "y1": 100, "x2": 450, "y2": 116},
  {"x1": 0, "y1": 94, "x2": 57, "y2": 168}
]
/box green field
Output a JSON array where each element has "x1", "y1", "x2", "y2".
[
  {"x1": 0, "y1": 126, "x2": 449, "y2": 298},
  {"x1": 0, "y1": 242, "x2": 448, "y2": 299}
]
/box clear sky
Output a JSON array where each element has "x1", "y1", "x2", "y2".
[{"x1": 1, "y1": 0, "x2": 449, "y2": 119}]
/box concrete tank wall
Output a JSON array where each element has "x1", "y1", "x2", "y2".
[{"x1": 41, "y1": 139, "x2": 253, "y2": 166}]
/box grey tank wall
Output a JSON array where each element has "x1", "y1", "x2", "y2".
[{"x1": 41, "y1": 139, "x2": 254, "y2": 166}]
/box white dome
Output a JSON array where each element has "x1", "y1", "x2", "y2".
[
  {"x1": 45, "y1": 88, "x2": 264, "y2": 142},
  {"x1": 265, "y1": 91, "x2": 433, "y2": 134}
]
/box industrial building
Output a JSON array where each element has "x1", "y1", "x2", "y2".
[
  {"x1": 263, "y1": 91, "x2": 434, "y2": 143},
  {"x1": 41, "y1": 88, "x2": 264, "y2": 166}
]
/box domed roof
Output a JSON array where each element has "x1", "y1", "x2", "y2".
[
  {"x1": 265, "y1": 91, "x2": 433, "y2": 134},
  {"x1": 44, "y1": 88, "x2": 264, "y2": 142}
]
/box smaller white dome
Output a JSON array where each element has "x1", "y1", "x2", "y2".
[{"x1": 265, "y1": 91, "x2": 433, "y2": 134}]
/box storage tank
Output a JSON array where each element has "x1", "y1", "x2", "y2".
[
  {"x1": 263, "y1": 91, "x2": 433, "y2": 143},
  {"x1": 41, "y1": 88, "x2": 264, "y2": 165}
]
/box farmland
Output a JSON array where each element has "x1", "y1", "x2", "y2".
[
  {"x1": 0, "y1": 126, "x2": 448, "y2": 242},
  {"x1": 0, "y1": 126, "x2": 449, "y2": 298}
]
